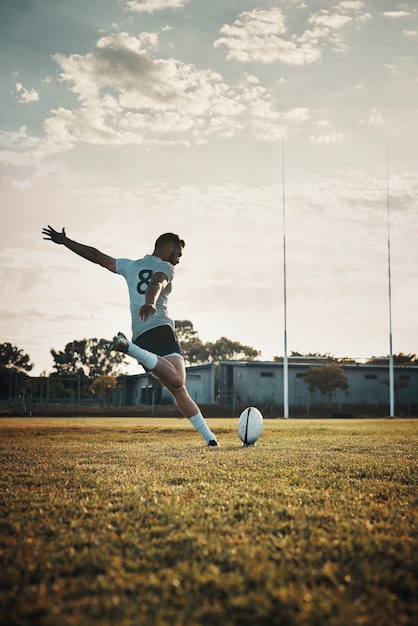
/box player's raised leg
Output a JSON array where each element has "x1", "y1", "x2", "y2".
[{"x1": 108, "y1": 333, "x2": 219, "y2": 446}]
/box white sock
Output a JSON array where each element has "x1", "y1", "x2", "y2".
[
  {"x1": 126, "y1": 339, "x2": 158, "y2": 371},
  {"x1": 188, "y1": 413, "x2": 217, "y2": 443}
]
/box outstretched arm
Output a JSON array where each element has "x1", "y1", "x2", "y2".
[{"x1": 42, "y1": 225, "x2": 116, "y2": 273}]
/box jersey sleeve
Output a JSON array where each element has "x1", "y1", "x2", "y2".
[
  {"x1": 115, "y1": 258, "x2": 133, "y2": 277},
  {"x1": 156, "y1": 259, "x2": 175, "y2": 282}
]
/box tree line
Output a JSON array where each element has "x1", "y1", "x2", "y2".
[
  {"x1": 0, "y1": 321, "x2": 261, "y2": 379},
  {"x1": 0, "y1": 322, "x2": 261, "y2": 405},
  {"x1": 1, "y1": 321, "x2": 416, "y2": 405}
]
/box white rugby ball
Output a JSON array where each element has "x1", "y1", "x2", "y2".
[{"x1": 238, "y1": 406, "x2": 263, "y2": 446}]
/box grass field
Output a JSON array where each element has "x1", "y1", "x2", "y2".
[{"x1": 0, "y1": 417, "x2": 417, "y2": 626}]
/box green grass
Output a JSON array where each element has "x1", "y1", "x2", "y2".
[{"x1": 0, "y1": 418, "x2": 417, "y2": 626}]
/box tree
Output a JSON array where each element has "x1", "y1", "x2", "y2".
[
  {"x1": 206, "y1": 337, "x2": 260, "y2": 362},
  {"x1": 274, "y1": 352, "x2": 358, "y2": 364},
  {"x1": 175, "y1": 320, "x2": 198, "y2": 343},
  {"x1": 51, "y1": 338, "x2": 127, "y2": 378},
  {"x1": 367, "y1": 353, "x2": 418, "y2": 366},
  {"x1": 0, "y1": 343, "x2": 34, "y2": 401},
  {"x1": 89, "y1": 374, "x2": 118, "y2": 406},
  {"x1": 175, "y1": 321, "x2": 260, "y2": 364},
  {"x1": 0, "y1": 343, "x2": 33, "y2": 372},
  {"x1": 175, "y1": 320, "x2": 209, "y2": 365},
  {"x1": 393, "y1": 353, "x2": 418, "y2": 365},
  {"x1": 302, "y1": 364, "x2": 349, "y2": 403}
]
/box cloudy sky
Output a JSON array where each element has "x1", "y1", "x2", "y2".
[{"x1": 1, "y1": 0, "x2": 417, "y2": 375}]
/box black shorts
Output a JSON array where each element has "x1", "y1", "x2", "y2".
[{"x1": 134, "y1": 325, "x2": 183, "y2": 358}]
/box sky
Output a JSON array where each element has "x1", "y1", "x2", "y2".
[{"x1": 1, "y1": 0, "x2": 417, "y2": 376}]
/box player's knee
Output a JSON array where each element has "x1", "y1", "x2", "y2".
[
  {"x1": 170, "y1": 382, "x2": 186, "y2": 395},
  {"x1": 171, "y1": 371, "x2": 186, "y2": 390}
]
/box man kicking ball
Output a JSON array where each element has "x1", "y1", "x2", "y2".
[{"x1": 42, "y1": 226, "x2": 219, "y2": 447}]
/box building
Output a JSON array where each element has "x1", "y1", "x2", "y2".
[
  {"x1": 115, "y1": 359, "x2": 417, "y2": 416},
  {"x1": 218, "y1": 360, "x2": 418, "y2": 416},
  {"x1": 4, "y1": 359, "x2": 415, "y2": 416}
]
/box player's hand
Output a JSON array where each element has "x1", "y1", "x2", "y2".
[
  {"x1": 139, "y1": 304, "x2": 156, "y2": 321},
  {"x1": 42, "y1": 225, "x2": 67, "y2": 244}
]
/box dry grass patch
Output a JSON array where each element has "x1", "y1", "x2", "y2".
[{"x1": 0, "y1": 418, "x2": 417, "y2": 626}]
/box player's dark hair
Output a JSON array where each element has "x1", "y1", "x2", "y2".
[{"x1": 154, "y1": 233, "x2": 185, "y2": 250}]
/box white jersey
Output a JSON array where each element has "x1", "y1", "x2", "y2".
[{"x1": 116, "y1": 255, "x2": 175, "y2": 340}]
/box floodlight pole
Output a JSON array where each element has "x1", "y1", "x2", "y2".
[
  {"x1": 282, "y1": 138, "x2": 289, "y2": 419},
  {"x1": 386, "y1": 146, "x2": 395, "y2": 418}
]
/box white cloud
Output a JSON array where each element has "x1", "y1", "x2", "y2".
[
  {"x1": 308, "y1": 12, "x2": 352, "y2": 29},
  {"x1": 7, "y1": 31, "x2": 298, "y2": 152},
  {"x1": 214, "y1": 8, "x2": 322, "y2": 65},
  {"x1": 359, "y1": 108, "x2": 385, "y2": 126},
  {"x1": 309, "y1": 132, "x2": 344, "y2": 144},
  {"x1": 0, "y1": 125, "x2": 29, "y2": 148},
  {"x1": 402, "y1": 29, "x2": 417, "y2": 37},
  {"x1": 50, "y1": 33, "x2": 244, "y2": 144},
  {"x1": 302, "y1": 2, "x2": 372, "y2": 55},
  {"x1": 124, "y1": 0, "x2": 191, "y2": 13},
  {"x1": 214, "y1": 4, "x2": 372, "y2": 66},
  {"x1": 235, "y1": 74, "x2": 309, "y2": 140},
  {"x1": 337, "y1": 1, "x2": 364, "y2": 9},
  {"x1": 249, "y1": 107, "x2": 309, "y2": 141},
  {"x1": 383, "y1": 11, "x2": 411, "y2": 18},
  {"x1": 15, "y1": 83, "x2": 40, "y2": 104},
  {"x1": 0, "y1": 126, "x2": 41, "y2": 155}
]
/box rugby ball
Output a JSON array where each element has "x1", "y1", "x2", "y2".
[{"x1": 238, "y1": 407, "x2": 263, "y2": 447}]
